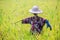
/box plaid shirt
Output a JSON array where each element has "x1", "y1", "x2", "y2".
[{"x1": 22, "y1": 16, "x2": 52, "y2": 33}]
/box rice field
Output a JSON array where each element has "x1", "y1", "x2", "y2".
[{"x1": 0, "y1": 0, "x2": 60, "y2": 40}]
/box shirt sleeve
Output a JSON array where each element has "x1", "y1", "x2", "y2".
[
  {"x1": 45, "y1": 20, "x2": 52, "y2": 30},
  {"x1": 21, "y1": 17, "x2": 31, "y2": 24}
]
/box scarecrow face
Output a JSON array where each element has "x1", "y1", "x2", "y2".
[{"x1": 33, "y1": 14, "x2": 37, "y2": 16}]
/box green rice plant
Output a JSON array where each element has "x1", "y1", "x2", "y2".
[{"x1": 0, "y1": 0, "x2": 60, "y2": 40}]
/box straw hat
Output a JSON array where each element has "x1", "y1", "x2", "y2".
[{"x1": 29, "y1": 6, "x2": 43, "y2": 14}]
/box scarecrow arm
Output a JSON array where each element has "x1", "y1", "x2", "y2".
[
  {"x1": 45, "y1": 20, "x2": 52, "y2": 30},
  {"x1": 21, "y1": 18, "x2": 31, "y2": 24}
]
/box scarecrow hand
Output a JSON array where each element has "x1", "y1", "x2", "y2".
[
  {"x1": 21, "y1": 20, "x2": 24, "y2": 24},
  {"x1": 50, "y1": 27, "x2": 52, "y2": 30}
]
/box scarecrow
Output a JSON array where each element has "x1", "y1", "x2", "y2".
[{"x1": 21, "y1": 6, "x2": 52, "y2": 34}]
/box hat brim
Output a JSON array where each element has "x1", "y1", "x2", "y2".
[{"x1": 29, "y1": 9, "x2": 43, "y2": 14}]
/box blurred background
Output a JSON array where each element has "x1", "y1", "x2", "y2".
[{"x1": 0, "y1": 0, "x2": 60, "y2": 40}]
